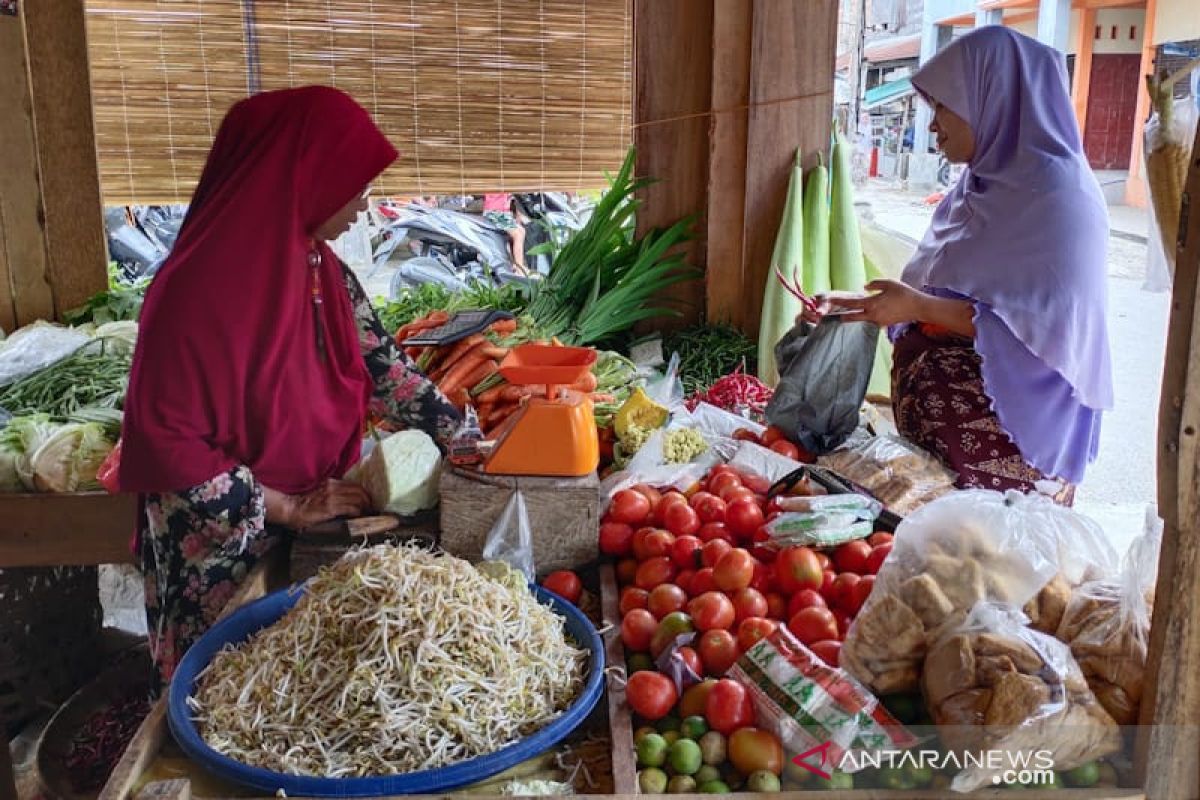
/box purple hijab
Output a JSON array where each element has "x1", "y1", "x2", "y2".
[{"x1": 898, "y1": 26, "x2": 1113, "y2": 483}]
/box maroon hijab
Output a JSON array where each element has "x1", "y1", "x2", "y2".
[{"x1": 120, "y1": 87, "x2": 397, "y2": 494}]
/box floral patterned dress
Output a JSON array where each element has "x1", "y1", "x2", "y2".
[{"x1": 140, "y1": 264, "x2": 459, "y2": 687}]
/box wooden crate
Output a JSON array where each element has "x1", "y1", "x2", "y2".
[{"x1": 439, "y1": 465, "x2": 600, "y2": 575}]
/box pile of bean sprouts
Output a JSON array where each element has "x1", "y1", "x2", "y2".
[{"x1": 187, "y1": 543, "x2": 588, "y2": 778}]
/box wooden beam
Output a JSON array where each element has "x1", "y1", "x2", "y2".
[
  {"x1": 1125, "y1": 0, "x2": 1156, "y2": 207},
  {"x1": 1072, "y1": 7, "x2": 1098, "y2": 136},
  {"x1": 1002, "y1": 10, "x2": 1039, "y2": 24},
  {"x1": 1139, "y1": 122, "x2": 1200, "y2": 798},
  {"x1": 978, "y1": 0, "x2": 1038, "y2": 10},
  {"x1": 938, "y1": 12, "x2": 978, "y2": 27},
  {"x1": 1072, "y1": 0, "x2": 1145, "y2": 8},
  {"x1": 0, "y1": 493, "x2": 137, "y2": 567}
]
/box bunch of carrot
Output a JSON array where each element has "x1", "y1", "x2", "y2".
[{"x1": 398, "y1": 312, "x2": 518, "y2": 412}]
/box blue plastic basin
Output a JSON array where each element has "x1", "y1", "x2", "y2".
[{"x1": 168, "y1": 583, "x2": 604, "y2": 797}]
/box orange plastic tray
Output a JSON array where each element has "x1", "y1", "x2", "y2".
[{"x1": 498, "y1": 344, "x2": 596, "y2": 386}]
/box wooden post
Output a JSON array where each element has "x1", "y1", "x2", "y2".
[
  {"x1": 1071, "y1": 7, "x2": 1097, "y2": 138},
  {"x1": 1124, "y1": 0, "x2": 1156, "y2": 208},
  {"x1": 1138, "y1": 124, "x2": 1200, "y2": 799}
]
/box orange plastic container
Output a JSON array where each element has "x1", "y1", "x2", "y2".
[{"x1": 497, "y1": 344, "x2": 597, "y2": 387}]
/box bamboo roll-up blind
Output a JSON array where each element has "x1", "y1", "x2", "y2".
[{"x1": 84, "y1": 0, "x2": 632, "y2": 205}]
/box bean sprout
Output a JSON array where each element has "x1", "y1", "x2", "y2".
[{"x1": 189, "y1": 543, "x2": 587, "y2": 777}]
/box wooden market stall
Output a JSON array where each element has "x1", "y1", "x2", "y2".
[{"x1": 2, "y1": 0, "x2": 1200, "y2": 799}]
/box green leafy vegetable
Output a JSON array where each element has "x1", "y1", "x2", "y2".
[
  {"x1": 374, "y1": 282, "x2": 528, "y2": 334},
  {"x1": 63, "y1": 265, "x2": 150, "y2": 325}
]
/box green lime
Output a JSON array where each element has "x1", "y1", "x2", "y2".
[
  {"x1": 783, "y1": 758, "x2": 814, "y2": 787},
  {"x1": 627, "y1": 653, "x2": 655, "y2": 673},
  {"x1": 639, "y1": 768, "x2": 669, "y2": 794},
  {"x1": 656, "y1": 715, "x2": 682, "y2": 734},
  {"x1": 694, "y1": 764, "x2": 722, "y2": 785},
  {"x1": 747, "y1": 770, "x2": 782, "y2": 792},
  {"x1": 698, "y1": 780, "x2": 730, "y2": 794},
  {"x1": 1097, "y1": 762, "x2": 1120, "y2": 787},
  {"x1": 877, "y1": 767, "x2": 914, "y2": 790},
  {"x1": 661, "y1": 730, "x2": 681, "y2": 747},
  {"x1": 1063, "y1": 762, "x2": 1100, "y2": 788},
  {"x1": 667, "y1": 775, "x2": 697, "y2": 794},
  {"x1": 698, "y1": 731, "x2": 727, "y2": 765},
  {"x1": 824, "y1": 771, "x2": 854, "y2": 790},
  {"x1": 636, "y1": 733, "x2": 669, "y2": 768},
  {"x1": 680, "y1": 715, "x2": 709, "y2": 740},
  {"x1": 633, "y1": 726, "x2": 657, "y2": 745},
  {"x1": 906, "y1": 764, "x2": 935, "y2": 787},
  {"x1": 668, "y1": 738, "x2": 703, "y2": 776}
]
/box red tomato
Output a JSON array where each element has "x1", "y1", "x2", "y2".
[
  {"x1": 676, "y1": 569, "x2": 697, "y2": 595},
  {"x1": 695, "y1": 495, "x2": 729, "y2": 524},
  {"x1": 697, "y1": 629, "x2": 740, "y2": 676},
  {"x1": 737, "y1": 617, "x2": 778, "y2": 652},
  {"x1": 713, "y1": 549, "x2": 756, "y2": 592},
  {"x1": 680, "y1": 678, "x2": 717, "y2": 719},
  {"x1": 810, "y1": 639, "x2": 842, "y2": 667},
  {"x1": 775, "y1": 546, "x2": 824, "y2": 594},
  {"x1": 619, "y1": 587, "x2": 649, "y2": 615},
  {"x1": 631, "y1": 484, "x2": 663, "y2": 512},
  {"x1": 787, "y1": 606, "x2": 840, "y2": 645},
  {"x1": 726, "y1": 499, "x2": 765, "y2": 540},
  {"x1": 707, "y1": 464, "x2": 740, "y2": 480},
  {"x1": 689, "y1": 591, "x2": 737, "y2": 631},
  {"x1": 690, "y1": 568, "x2": 719, "y2": 596},
  {"x1": 764, "y1": 497, "x2": 785, "y2": 516},
  {"x1": 609, "y1": 489, "x2": 651, "y2": 526},
  {"x1": 742, "y1": 473, "x2": 771, "y2": 495},
  {"x1": 646, "y1": 583, "x2": 689, "y2": 619},
  {"x1": 671, "y1": 535, "x2": 704, "y2": 569},
  {"x1": 697, "y1": 522, "x2": 734, "y2": 544},
  {"x1": 634, "y1": 529, "x2": 675, "y2": 561},
  {"x1": 706, "y1": 679, "x2": 755, "y2": 735},
  {"x1": 769, "y1": 440, "x2": 801, "y2": 460},
  {"x1": 865, "y1": 543, "x2": 893, "y2": 575},
  {"x1": 598, "y1": 522, "x2": 634, "y2": 557},
  {"x1": 635, "y1": 557, "x2": 678, "y2": 590},
  {"x1": 655, "y1": 492, "x2": 689, "y2": 526},
  {"x1": 732, "y1": 428, "x2": 761, "y2": 443},
  {"x1": 833, "y1": 540, "x2": 873, "y2": 574},
  {"x1": 729, "y1": 728, "x2": 785, "y2": 776},
  {"x1": 701, "y1": 539, "x2": 734, "y2": 569},
  {"x1": 787, "y1": 589, "x2": 828, "y2": 619},
  {"x1": 663, "y1": 502, "x2": 701, "y2": 537},
  {"x1": 829, "y1": 573, "x2": 862, "y2": 611},
  {"x1": 749, "y1": 560, "x2": 772, "y2": 593},
  {"x1": 626, "y1": 671, "x2": 678, "y2": 720},
  {"x1": 621, "y1": 608, "x2": 657, "y2": 652},
  {"x1": 689, "y1": 491, "x2": 719, "y2": 511},
  {"x1": 765, "y1": 592, "x2": 788, "y2": 620},
  {"x1": 676, "y1": 645, "x2": 704, "y2": 678},
  {"x1": 848, "y1": 575, "x2": 876, "y2": 615},
  {"x1": 750, "y1": 544, "x2": 778, "y2": 566},
  {"x1": 761, "y1": 426, "x2": 786, "y2": 446},
  {"x1": 731, "y1": 587, "x2": 768, "y2": 623},
  {"x1": 720, "y1": 486, "x2": 757, "y2": 506},
  {"x1": 814, "y1": 552, "x2": 832, "y2": 571},
  {"x1": 708, "y1": 472, "x2": 743, "y2": 498},
  {"x1": 868, "y1": 531, "x2": 894, "y2": 547},
  {"x1": 542, "y1": 571, "x2": 582, "y2": 604},
  {"x1": 629, "y1": 527, "x2": 654, "y2": 561},
  {"x1": 616, "y1": 558, "x2": 639, "y2": 586},
  {"x1": 820, "y1": 569, "x2": 836, "y2": 597},
  {"x1": 834, "y1": 610, "x2": 853, "y2": 638}
]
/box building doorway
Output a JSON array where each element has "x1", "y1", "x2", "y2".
[{"x1": 1084, "y1": 54, "x2": 1142, "y2": 170}]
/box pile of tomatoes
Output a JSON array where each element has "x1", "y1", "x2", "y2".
[{"x1": 730, "y1": 425, "x2": 815, "y2": 464}]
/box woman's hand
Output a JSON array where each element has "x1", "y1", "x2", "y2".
[
  {"x1": 835, "y1": 280, "x2": 927, "y2": 327},
  {"x1": 270, "y1": 479, "x2": 373, "y2": 531}
]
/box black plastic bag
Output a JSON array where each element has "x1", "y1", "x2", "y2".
[{"x1": 766, "y1": 317, "x2": 879, "y2": 455}]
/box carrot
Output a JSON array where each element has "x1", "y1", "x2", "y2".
[
  {"x1": 487, "y1": 403, "x2": 521, "y2": 427},
  {"x1": 476, "y1": 402, "x2": 496, "y2": 421},
  {"x1": 575, "y1": 371, "x2": 598, "y2": 393},
  {"x1": 427, "y1": 310, "x2": 451, "y2": 325},
  {"x1": 479, "y1": 345, "x2": 509, "y2": 361},
  {"x1": 476, "y1": 384, "x2": 508, "y2": 405},
  {"x1": 590, "y1": 393, "x2": 616, "y2": 403},
  {"x1": 404, "y1": 346, "x2": 424, "y2": 360},
  {"x1": 438, "y1": 334, "x2": 486, "y2": 371},
  {"x1": 450, "y1": 387, "x2": 471, "y2": 409},
  {"x1": 438, "y1": 349, "x2": 491, "y2": 396},
  {"x1": 499, "y1": 384, "x2": 539, "y2": 403},
  {"x1": 551, "y1": 337, "x2": 563, "y2": 347},
  {"x1": 488, "y1": 319, "x2": 518, "y2": 334},
  {"x1": 460, "y1": 360, "x2": 499, "y2": 394}
]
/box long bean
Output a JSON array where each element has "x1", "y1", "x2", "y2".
[{"x1": 0, "y1": 345, "x2": 130, "y2": 420}]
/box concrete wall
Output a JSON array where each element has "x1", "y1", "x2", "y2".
[
  {"x1": 1154, "y1": 0, "x2": 1200, "y2": 45},
  {"x1": 1094, "y1": 9, "x2": 1148, "y2": 55}
]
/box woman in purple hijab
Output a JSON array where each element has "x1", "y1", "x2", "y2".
[{"x1": 831, "y1": 26, "x2": 1113, "y2": 503}]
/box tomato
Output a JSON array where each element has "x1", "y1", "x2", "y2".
[
  {"x1": 762, "y1": 425, "x2": 787, "y2": 446},
  {"x1": 689, "y1": 591, "x2": 737, "y2": 631},
  {"x1": 737, "y1": 617, "x2": 778, "y2": 652},
  {"x1": 621, "y1": 608, "x2": 657, "y2": 652},
  {"x1": 706, "y1": 679, "x2": 755, "y2": 735},
  {"x1": 626, "y1": 671, "x2": 678, "y2": 721},
  {"x1": 713, "y1": 549, "x2": 756, "y2": 593},
  {"x1": 708, "y1": 464, "x2": 740, "y2": 479},
  {"x1": 701, "y1": 539, "x2": 734, "y2": 569},
  {"x1": 865, "y1": 543, "x2": 893, "y2": 575},
  {"x1": 848, "y1": 575, "x2": 875, "y2": 615},
  {"x1": 731, "y1": 587, "x2": 768, "y2": 623},
  {"x1": 676, "y1": 569, "x2": 697, "y2": 595},
  {"x1": 810, "y1": 639, "x2": 842, "y2": 667},
  {"x1": 742, "y1": 473, "x2": 771, "y2": 495},
  {"x1": 787, "y1": 589, "x2": 828, "y2": 618},
  {"x1": 749, "y1": 560, "x2": 772, "y2": 593},
  {"x1": 619, "y1": 586, "x2": 649, "y2": 615},
  {"x1": 775, "y1": 546, "x2": 824, "y2": 594},
  {"x1": 635, "y1": 557, "x2": 678, "y2": 590},
  {"x1": 868, "y1": 531, "x2": 894, "y2": 547},
  {"x1": 598, "y1": 522, "x2": 635, "y2": 557},
  {"x1": 542, "y1": 571, "x2": 582, "y2": 604},
  {"x1": 631, "y1": 483, "x2": 663, "y2": 511},
  {"x1": 732, "y1": 428, "x2": 761, "y2": 443},
  {"x1": 765, "y1": 592, "x2": 788, "y2": 620},
  {"x1": 729, "y1": 728, "x2": 784, "y2": 776},
  {"x1": 694, "y1": 495, "x2": 728, "y2": 524},
  {"x1": 633, "y1": 528, "x2": 675, "y2": 561},
  {"x1": 676, "y1": 645, "x2": 704, "y2": 678},
  {"x1": 763, "y1": 497, "x2": 785, "y2": 516},
  {"x1": 828, "y1": 573, "x2": 862, "y2": 611},
  {"x1": 690, "y1": 568, "x2": 718, "y2": 596},
  {"x1": 720, "y1": 486, "x2": 757, "y2": 506},
  {"x1": 689, "y1": 491, "x2": 719, "y2": 511},
  {"x1": 697, "y1": 629, "x2": 739, "y2": 676},
  {"x1": 655, "y1": 492, "x2": 689, "y2": 526},
  {"x1": 834, "y1": 610, "x2": 854, "y2": 638},
  {"x1": 680, "y1": 679, "x2": 717, "y2": 719},
  {"x1": 647, "y1": 583, "x2": 689, "y2": 619},
  {"x1": 788, "y1": 606, "x2": 840, "y2": 645},
  {"x1": 663, "y1": 502, "x2": 701, "y2": 537},
  {"x1": 708, "y1": 472, "x2": 743, "y2": 498},
  {"x1": 814, "y1": 552, "x2": 832, "y2": 571},
  {"x1": 750, "y1": 544, "x2": 777, "y2": 565},
  {"x1": 726, "y1": 499, "x2": 765, "y2": 540},
  {"x1": 769, "y1": 440, "x2": 801, "y2": 460},
  {"x1": 697, "y1": 522, "x2": 734, "y2": 544},
  {"x1": 833, "y1": 540, "x2": 873, "y2": 574},
  {"x1": 671, "y1": 535, "x2": 704, "y2": 570},
  {"x1": 610, "y1": 489, "x2": 652, "y2": 526},
  {"x1": 616, "y1": 558, "x2": 639, "y2": 586},
  {"x1": 651, "y1": 610, "x2": 697, "y2": 657}
]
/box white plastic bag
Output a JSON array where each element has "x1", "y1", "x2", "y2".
[
  {"x1": 0, "y1": 323, "x2": 91, "y2": 389},
  {"x1": 482, "y1": 490, "x2": 535, "y2": 582},
  {"x1": 1144, "y1": 95, "x2": 1197, "y2": 273}
]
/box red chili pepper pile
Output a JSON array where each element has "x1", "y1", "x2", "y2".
[
  {"x1": 65, "y1": 693, "x2": 153, "y2": 792},
  {"x1": 686, "y1": 365, "x2": 774, "y2": 421}
]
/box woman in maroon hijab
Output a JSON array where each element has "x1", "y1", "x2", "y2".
[{"x1": 119, "y1": 87, "x2": 460, "y2": 684}]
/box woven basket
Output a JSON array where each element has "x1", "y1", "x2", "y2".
[{"x1": 0, "y1": 566, "x2": 103, "y2": 735}]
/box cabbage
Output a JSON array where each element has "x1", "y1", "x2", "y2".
[
  {"x1": 354, "y1": 430, "x2": 442, "y2": 515},
  {"x1": 29, "y1": 421, "x2": 114, "y2": 492},
  {"x1": 93, "y1": 321, "x2": 138, "y2": 356},
  {"x1": 1, "y1": 414, "x2": 59, "y2": 490}
]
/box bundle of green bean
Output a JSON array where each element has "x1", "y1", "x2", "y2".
[
  {"x1": 0, "y1": 345, "x2": 131, "y2": 421},
  {"x1": 663, "y1": 324, "x2": 758, "y2": 396}
]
